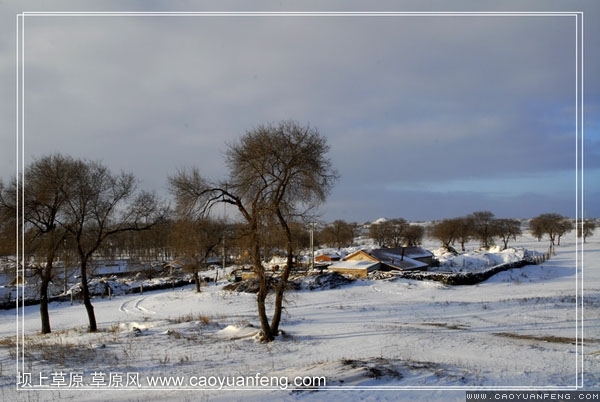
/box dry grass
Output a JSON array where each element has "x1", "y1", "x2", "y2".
[
  {"x1": 168, "y1": 313, "x2": 212, "y2": 325},
  {"x1": 0, "y1": 334, "x2": 96, "y2": 366},
  {"x1": 341, "y1": 357, "x2": 404, "y2": 380},
  {"x1": 0, "y1": 337, "x2": 17, "y2": 360},
  {"x1": 422, "y1": 322, "x2": 470, "y2": 330},
  {"x1": 493, "y1": 332, "x2": 598, "y2": 345}
]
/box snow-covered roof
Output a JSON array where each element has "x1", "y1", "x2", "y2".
[
  {"x1": 382, "y1": 256, "x2": 428, "y2": 271},
  {"x1": 342, "y1": 247, "x2": 431, "y2": 271},
  {"x1": 328, "y1": 260, "x2": 379, "y2": 271},
  {"x1": 368, "y1": 247, "x2": 433, "y2": 260},
  {"x1": 315, "y1": 248, "x2": 343, "y2": 257}
]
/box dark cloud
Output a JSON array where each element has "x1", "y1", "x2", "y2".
[{"x1": 2, "y1": 1, "x2": 598, "y2": 221}]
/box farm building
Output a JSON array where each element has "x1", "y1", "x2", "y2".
[
  {"x1": 328, "y1": 247, "x2": 432, "y2": 278},
  {"x1": 315, "y1": 252, "x2": 342, "y2": 263},
  {"x1": 369, "y1": 246, "x2": 434, "y2": 268}
]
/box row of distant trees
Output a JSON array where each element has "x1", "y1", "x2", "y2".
[
  {"x1": 368, "y1": 218, "x2": 425, "y2": 248},
  {"x1": 1, "y1": 205, "x2": 590, "y2": 264},
  {"x1": 316, "y1": 212, "x2": 595, "y2": 252},
  {"x1": 0, "y1": 190, "x2": 594, "y2": 279},
  {"x1": 429, "y1": 211, "x2": 597, "y2": 252},
  {"x1": 429, "y1": 211, "x2": 523, "y2": 251}
]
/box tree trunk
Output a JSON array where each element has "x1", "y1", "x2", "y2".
[
  {"x1": 253, "y1": 231, "x2": 273, "y2": 342},
  {"x1": 270, "y1": 247, "x2": 291, "y2": 336},
  {"x1": 193, "y1": 267, "x2": 201, "y2": 293},
  {"x1": 270, "y1": 211, "x2": 292, "y2": 336},
  {"x1": 39, "y1": 266, "x2": 52, "y2": 334},
  {"x1": 79, "y1": 258, "x2": 97, "y2": 332},
  {"x1": 39, "y1": 250, "x2": 57, "y2": 334},
  {"x1": 256, "y1": 269, "x2": 273, "y2": 342}
]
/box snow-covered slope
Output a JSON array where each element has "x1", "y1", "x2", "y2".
[{"x1": 0, "y1": 232, "x2": 598, "y2": 402}]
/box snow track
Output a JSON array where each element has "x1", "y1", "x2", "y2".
[{"x1": 119, "y1": 296, "x2": 156, "y2": 316}]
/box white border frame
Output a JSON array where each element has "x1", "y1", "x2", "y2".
[{"x1": 14, "y1": 10, "x2": 585, "y2": 393}]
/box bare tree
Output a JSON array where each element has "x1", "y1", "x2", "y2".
[
  {"x1": 171, "y1": 217, "x2": 224, "y2": 292},
  {"x1": 289, "y1": 221, "x2": 311, "y2": 253},
  {"x1": 556, "y1": 219, "x2": 574, "y2": 246},
  {"x1": 168, "y1": 166, "x2": 272, "y2": 337},
  {"x1": 529, "y1": 213, "x2": 573, "y2": 253},
  {"x1": 369, "y1": 221, "x2": 388, "y2": 247},
  {"x1": 57, "y1": 159, "x2": 163, "y2": 332},
  {"x1": 469, "y1": 211, "x2": 497, "y2": 249},
  {"x1": 403, "y1": 224, "x2": 424, "y2": 247},
  {"x1": 429, "y1": 219, "x2": 458, "y2": 250},
  {"x1": 320, "y1": 220, "x2": 354, "y2": 249},
  {"x1": 494, "y1": 218, "x2": 522, "y2": 250},
  {"x1": 0, "y1": 180, "x2": 17, "y2": 257},
  {"x1": 578, "y1": 220, "x2": 596, "y2": 243},
  {"x1": 429, "y1": 216, "x2": 474, "y2": 252},
  {"x1": 169, "y1": 121, "x2": 338, "y2": 342},
  {"x1": 113, "y1": 217, "x2": 173, "y2": 262},
  {"x1": 0, "y1": 155, "x2": 74, "y2": 333},
  {"x1": 453, "y1": 216, "x2": 473, "y2": 252},
  {"x1": 388, "y1": 218, "x2": 409, "y2": 247},
  {"x1": 369, "y1": 218, "x2": 408, "y2": 248}
]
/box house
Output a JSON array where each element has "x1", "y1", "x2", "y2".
[
  {"x1": 327, "y1": 250, "x2": 381, "y2": 277},
  {"x1": 327, "y1": 246, "x2": 432, "y2": 278},
  {"x1": 315, "y1": 253, "x2": 342, "y2": 263},
  {"x1": 327, "y1": 259, "x2": 381, "y2": 277},
  {"x1": 369, "y1": 247, "x2": 434, "y2": 268}
]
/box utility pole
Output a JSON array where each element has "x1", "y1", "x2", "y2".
[
  {"x1": 220, "y1": 183, "x2": 228, "y2": 283},
  {"x1": 63, "y1": 239, "x2": 67, "y2": 295},
  {"x1": 219, "y1": 230, "x2": 225, "y2": 284},
  {"x1": 310, "y1": 222, "x2": 315, "y2": 269}
]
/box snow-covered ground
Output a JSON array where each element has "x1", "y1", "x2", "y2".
[{"x1": 0, "y1": 231, "x2": 598, "y2": 402}]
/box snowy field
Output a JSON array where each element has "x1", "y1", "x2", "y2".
[{"x1": 0, "y1": 231, "x2": 599, "y2": 402}]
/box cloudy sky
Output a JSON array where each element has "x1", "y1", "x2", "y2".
[{"x1": 1, "y1": 1, "x2": 599, "y2": 223}]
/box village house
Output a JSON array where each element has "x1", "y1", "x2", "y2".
[
  {"x1": 314, "y1": 251, "x2": 343, "y2": 264},
  {"x1": 328, "y1": 247, "x2": 433, "y2": 278}
]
